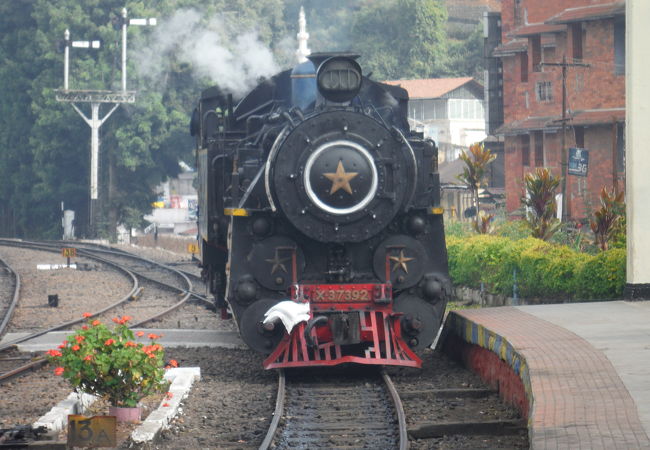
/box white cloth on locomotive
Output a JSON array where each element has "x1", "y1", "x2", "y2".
[{"x1": 263, "y1": 301, "x2": 310, "y2": 333}]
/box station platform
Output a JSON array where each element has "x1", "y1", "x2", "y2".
[{"x1": 439, "y1": 301, "x2": 650, "y2": 449}]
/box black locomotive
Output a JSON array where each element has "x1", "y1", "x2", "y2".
[{"x1": 191, "y1": 53, "x2": 450, "y2": 369}]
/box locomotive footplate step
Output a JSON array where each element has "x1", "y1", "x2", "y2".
[{"x1": 439, "y1": 301, "x2": 650, "y2": 449}]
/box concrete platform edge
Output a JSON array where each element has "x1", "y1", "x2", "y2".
[
  {"x1": 438, "y1": 311, "x2": 534, "y2": 433},
  {"x1": 32, "y1": 367, "x2": 201, "y2": 445}
]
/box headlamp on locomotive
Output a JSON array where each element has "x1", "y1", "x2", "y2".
[{"x1": 191, "y1": 52, "x2": 450, "y2": 369}]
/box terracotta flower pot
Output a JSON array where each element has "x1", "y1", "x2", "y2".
[{"x1": 108, "y1": 406, "x2": 142, "y2": 423}]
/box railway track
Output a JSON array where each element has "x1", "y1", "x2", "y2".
[
  {"x1": 0, "y1": 239, "x2": 211, "y2": 384},
  {"x1": 261, "y1": 367, "x2": 407, "y2": 449},
  {"x1": 0, "y1": 255, "x2": 20, "y2": 340}
]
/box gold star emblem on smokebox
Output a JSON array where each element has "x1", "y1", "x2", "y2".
[
  {"x1": 389, "y1": 250, "x2": 415, "y2": 273},
  {"x1": 266, "y1": 249, "x2": 290, "y2": 275},
  {"x1": 323, "y1": 160, "x2": 358, "y2": 195}
]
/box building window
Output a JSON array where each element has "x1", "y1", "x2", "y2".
[
  {"x1": 448, "y1": 99, "x2": 485, "y2": 120},
  {"x1": 614, "y1": 18, "x2": 625, "y2": 76},
  {"x1": 535, "y1": 81, "x2": 553, "y2": 102},
  {"x1": 531, "y1": 36, "x2": 541, "y2": 72},
  {"x1": 514, "y1": 0, "x2": 523, "y2": 26},
  {"x1": 521, "y1": 135, "x2": 530, "y2": 166},
  {"x1": 520, "y1": 52, "x2": 528, "y2": 82},
  {"x1": 571, "y1": 23, "x2": 583, "y2": 61},
  {"x1": 534, "y1": 131, "x2": 544, "y2": 166},
  {"x1": 574, "y1": 126, "x2": 584, "y2": 148}
]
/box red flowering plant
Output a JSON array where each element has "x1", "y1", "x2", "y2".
[{"x1": 46, "y1": 314, "x2": 169, "y2": 407}]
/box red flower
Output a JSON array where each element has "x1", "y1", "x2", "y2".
[
  {"x1": 166, "y1": 392, "x2": 173, "y2": 400},
  {"x1": 46, "y1": 349, "x2": 62, "y2": 357},
  {"x1": 84, "y1": 355, "x2": 93, "y2": 361},
  {"x1": 58, "y1": 340, "x2": 67, "y2": 349},
  {"x1": 162, "y1": 403, "x2": 170, "y2": 407},
  {"x1": 72, "y1": 345, "x2": 80, "y2": 351},
  {"x1": 81, "y1": 325, "x2": 88, "y2": 330},
  {"x1": 112, "y1": 317, "x2": 120, "y2": 323},
  {"x1": 120, "y1": 315, "x2": 132, "y2": 323},
  {"x1": 168, "y1": 359, "x2": 178, "y2": 368},
  {"x1": 54, "y1": 367, "x2": 65, "y2": 376},
  {"x1": 82, "y1": 312, "x2": 92, "y2": 318},
  {"x1": 104, "y1": 339, "x2": 115, "y2": 346},
  {"x1": 125, "y1": 341, "x2": 137, "y2": 348},
  {"x1": 147, "y1": 333, "x2": 160, "y2": 340},
  {"x1": 147, "y1": 353, "x2": 156, "y2": 359},
  {"x1": 92, "y1": 320, "x2": 101, "y2": 326},
  {"x1": 136, "y1": 331, "x2": 145, "y2": 337},
  {"x1": 75, "y1": 335, "x2": 85, "y2": 343}
]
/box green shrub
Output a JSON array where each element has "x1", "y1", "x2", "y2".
[
  {"x1": 575, "y1": 248, "x2": 626, "y2": 299},
  {"x1": 493, "y1": 219, "x2": 529, "y2": 240},
  {"x1": 446, "y1": 234, "x2": 625, "y2": 300}
]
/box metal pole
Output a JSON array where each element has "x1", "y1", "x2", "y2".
[
  {"x1": 64, "y1": 29, "x2": 70, "y2": 90},
  {"x1": 560, "y1": 55, "x2": 568, "y2": 222},
  {"x1": 122, "y1": 8, "x2": 127, "y2": 92},
  {"x1": 90, "y1": 103, "x2": 100, "y2": 200}
]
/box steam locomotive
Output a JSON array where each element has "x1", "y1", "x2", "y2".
[{"x1": 190, "y1": 53, "x2": 450, "y2": 369}]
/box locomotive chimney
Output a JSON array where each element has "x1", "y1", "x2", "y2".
[{"x1": 291, "y1": 7, "x2": 316, "y2": 111}]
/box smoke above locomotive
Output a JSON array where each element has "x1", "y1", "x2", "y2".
[{"x1": 191, "y1": 52, "x2": 451, "y2": 369}]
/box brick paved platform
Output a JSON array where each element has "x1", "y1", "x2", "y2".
[{"x1": 440, "y1": 301, "x2": 650, "y2": 449}]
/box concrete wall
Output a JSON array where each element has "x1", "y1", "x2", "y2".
[{"x1": 626, "y1": 0, "x2": 650, "y2": 288}]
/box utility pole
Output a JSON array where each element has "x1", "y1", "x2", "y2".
[
  {"x1": 55, "y1": 9, "x2": 155, "y2": 237},
  {"x1": 540, "y1": 55, "x2": 589, "y2": 222}
]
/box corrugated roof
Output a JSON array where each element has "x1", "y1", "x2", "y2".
[
  {"x1": 496, "y1": 116, "x2": 560, "y2": 135},
  {"x1": 510, "y1": 22, "x2": 566, "y2": 37},
  {"x1": 492, "y1": 39, "x2": 527, "y2": 56},
  {"x1": 568, "y1": 108, "x2": 625, "y2": 126},
  {"x1": 382, "y1": 77, "x2": 479, "y2": 99},
  {"x1": 496, "y1": 109, "x2": 625, "y2": 135},
  {"x1": 546, "y1": 2, "x2": 625, "y2": 25}
]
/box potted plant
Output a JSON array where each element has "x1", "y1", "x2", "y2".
[{"x1": 46, "y1": 313, "x2": 170, "y2": 422}]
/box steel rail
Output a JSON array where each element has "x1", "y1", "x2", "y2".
[
  {"x1": 261, "y1": 368, "x2": 404, "y2": 449},
  {"x1": 0, "y1": 239, "x2": 204, "y2": 385},
  {"x1": 382, "y1": 369, "x2": 409, "y2": 450},
  {"x1": 259, "y1": 370, "x2": 285, "y2": 450},
  {"x1": 0, "y1": 244, "x2": 139, "y2": 353},
  {"x1": 0, "y1": 256, "x2": 21, "y2": 339}
]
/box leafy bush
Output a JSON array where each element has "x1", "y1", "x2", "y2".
[
  {"x1": 46, "y1": 315, "x2": 171, "y2": 407},
  {"x1": 575, "y1": 248, "x2": 626, "y2": 299},
  {"x1": 493, "y1": 219, "x2": 529, "y2": 240},
  {"x1": 447, "y1": 234, "x2": 625, "y2": 300}
]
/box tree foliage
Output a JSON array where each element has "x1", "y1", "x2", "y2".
[{"x1": 0, "y1": 0, "x2": 483, "y2": 239}]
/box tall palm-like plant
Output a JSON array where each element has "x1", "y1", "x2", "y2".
[
  {"x1": 521, "y1": 168, "x2": 561, "y2": 240},
  {"x1": 457, "y1": 143, "x2": 496, "y2": 230},
  {"x1": 590, "y1": 187, "x2": 625, "y2": 251}
]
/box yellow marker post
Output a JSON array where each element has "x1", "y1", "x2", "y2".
[{"x1": 67, "y1": 415, "x2": 116, "y2": 448}]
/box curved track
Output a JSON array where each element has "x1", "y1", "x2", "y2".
[
  {"x1": 0, "y1": 239, "x2": 210, "y2": 383},
  {"x1": 0, "y1": 255, "x2": 20, "y2": 340},
  {"x1": 261, "y1": 368, "x2": 408, "y2": 449}
]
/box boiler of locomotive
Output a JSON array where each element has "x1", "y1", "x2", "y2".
[{"x1": 265, "y1": 54, "x2": 417, "y2": 243}]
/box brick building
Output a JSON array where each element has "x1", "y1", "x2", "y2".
[{"x1": 488, "y1": 0, "x2": 625, "y2": 219}]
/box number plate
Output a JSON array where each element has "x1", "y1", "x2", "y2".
[
  {"x1": 67, "y1": 415, "x2": 116, "y2": 447},
  {"x1": 308, "y1": 285, "x2": 373, "y2": 303},
  {"x1": 61, "y1": 247, "x2": 77, "y2": 258}
]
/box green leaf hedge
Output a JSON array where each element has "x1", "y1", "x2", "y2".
[{"x1": 446, "y1": 235, "x2": 625, "y2": 300}]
